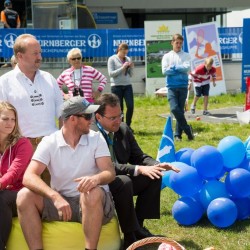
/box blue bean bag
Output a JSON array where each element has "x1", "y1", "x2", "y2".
[{"x1": 7, "y1": 217, "x2": 121, "y2": 250}]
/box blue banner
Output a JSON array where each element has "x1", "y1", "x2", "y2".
[
  {"x1": 241, "y1": 19, "x2": 250, "y2": 92},
  {"x1": 0, "y1": 29, "x2": 108, "y2": 58},
  {"x1": 219, "y1": 27, "x2": 243, "y2": 54},
  {"x1": 107, "y1": 29, "x2": 145, "y2": 57},
  {"x1": 0, "y1": 27, "x2": 244, "y2": 58}
]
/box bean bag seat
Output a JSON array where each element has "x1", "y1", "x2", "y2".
[{"x1": 7, "y1": 217, "x2": 121, "y2": 250}]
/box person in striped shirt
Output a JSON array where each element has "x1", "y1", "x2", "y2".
[
  {"x1": 189, "y1": 57, "x2": 216, "y2": 116},
  {"x1": 57, "y1": 48, "x2": 107, "y2": 103}
]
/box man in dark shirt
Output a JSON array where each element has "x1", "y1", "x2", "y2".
[{"x1": 1, "y1": 0, "x2": 20, "y2": 28}]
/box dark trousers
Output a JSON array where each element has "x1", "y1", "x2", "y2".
[
  {"x1": 109, "y1": 174, "x2": 161, "y2": 234},
  {"x1": 111, "y1": 85, "x2": 134, "y2": 127},
  {"x1": 167, "y1": 87, "x2": 190, "y2": 138},
  {"x1": 0, "y1": 190, "x2": 18, "y2": 250}
]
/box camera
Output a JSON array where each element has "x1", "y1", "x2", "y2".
[{"x1": 73, "y1": 87, "x2": 84, "y2": 97}]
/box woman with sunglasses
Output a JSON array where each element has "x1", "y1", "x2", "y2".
[
  {"x1": 0, "y1": 101, "x2": 33, "y2": 249},
  {"x1": 57, "y1": 48, "x2": 107, "y2": 103},
  {"x1": 107, "y1": 43, "x2": 134, "y2": 131}
]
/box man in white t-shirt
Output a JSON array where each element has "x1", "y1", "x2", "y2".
[
  {"x1": 16, "y1": 96, "x2": 115, "y2": 250},
  {"x1": 0, "y1": 33, "x2": 63, "y2": 145}
]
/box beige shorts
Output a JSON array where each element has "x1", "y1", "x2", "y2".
[{"x1": 42, "y1": 188, "x2": 114, "y2": 225}]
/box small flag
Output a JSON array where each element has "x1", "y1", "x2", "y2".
[{"x1": 157, "y1": 116, "x2": 176, "y2": 163}]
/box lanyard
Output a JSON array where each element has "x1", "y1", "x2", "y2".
[{"x1": 96, "y1": 121, "x2": 113, "y2": 146}]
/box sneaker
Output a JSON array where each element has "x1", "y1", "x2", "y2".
[
  {"x1": 174, "y1": 135, "x2": 182, "y2": 141},
  {"x1": 187, "y1": 125, "x2": 194, "y2": 140},
  {"x1": 191, "y1": 106, "x2": 196, "y2": 114},
  {"x1": 203, "y1": 110, "x2": 211, "y2": 116}
]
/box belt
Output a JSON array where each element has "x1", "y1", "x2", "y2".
[{"x1": 28, "y1": 137, "x2": 44, "y2": 145}]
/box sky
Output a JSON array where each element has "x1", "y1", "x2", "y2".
[{"x1": 226, "y1": 9, "x2": 250, "y2": 27}]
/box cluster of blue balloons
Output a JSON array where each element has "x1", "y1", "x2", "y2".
[{"x1": 162, "y1": 136, "x2": 250, "y2": 228}]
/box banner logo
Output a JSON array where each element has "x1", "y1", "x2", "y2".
[
  {"x1": 88, "y1": 34, "x2": 101, "y2": 48},
  {"x1": 4, "y1": 33, "x2": 17, "y2": 48}
]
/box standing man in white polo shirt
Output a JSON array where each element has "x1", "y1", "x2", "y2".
[
  {"x1": 0, "y1": 33, "x2": 63, "y2": 184},
  {"x1": 17, "y1": 96, "x2": 115, "y2": 250},
  {"x1": 0, "y1": 33, "x2": 63, "y2": 144}
]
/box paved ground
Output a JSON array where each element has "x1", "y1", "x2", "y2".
[{"x1": 159, "y1": 106, "x2": 245, "y2": 124}]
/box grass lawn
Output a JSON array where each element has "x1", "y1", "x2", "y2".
[{"x1": 130, "y1": 93, "x2": 250, "y2": 250}]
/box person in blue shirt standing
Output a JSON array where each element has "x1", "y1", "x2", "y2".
[{"x1": 162, "y1": 33, "x2": 194, "y2": 141}]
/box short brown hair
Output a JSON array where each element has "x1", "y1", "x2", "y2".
[
  {"x1": 172, "y1": 34, "x2": 184, "y2": 42},
  {"x1": 116, "y1": 43, "x2": 129, "y2": 54},
  {"x1": 13, "y1": 34, "x2": 37, "y2": 56},
  {"x1": 95, "y1": 93, "x2": 120, "y2": 116}
]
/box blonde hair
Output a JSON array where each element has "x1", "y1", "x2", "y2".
[
  {"x1": 0, "y1": 102, "x2": 22, "y2": 150},
  {"x1": 205, "y1": 57, "x2": 214, "y2": 66},
  {"x1": 10, "y1": 55, "x2": 17, "y2": 68},
  {"x1": 67, "y1": 48, "x2": 82, "y2": 61},
  {"x1": 13, "y1": 34, "x2": 37, "y2": 57}
]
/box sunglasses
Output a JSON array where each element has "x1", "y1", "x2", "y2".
[
  {"x1": 74, "y1": 113, "x2": 93, "y2": 120},
  {"x1": 71, "y1": 57, "x2": 82, "y2": 61}
]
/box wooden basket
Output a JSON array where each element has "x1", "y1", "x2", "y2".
[{"x1": 126, "y1": 236, "x2": 185, "y2": 250}]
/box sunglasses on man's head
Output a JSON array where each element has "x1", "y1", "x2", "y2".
[
  {"x1": 71, "y1": 57, "x2": 82, "y2": 61},
  {"x1": 74, "y1": 113, "x2": 93, "y2": 120}
]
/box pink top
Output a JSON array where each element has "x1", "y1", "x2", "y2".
[
  {"x1": 57, "y1": 65, "x2": 107, "y2": 103},
  {"x1": 0, "y1": 137, "x2": 33, "y2": 191}
]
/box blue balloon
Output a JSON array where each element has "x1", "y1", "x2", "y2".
[
  {"x1": 199, "y1": 180, "x2": 229, "y2": 209},
  {"x1": 238, "y1": 156, "x2": 250, "y2": 170},
  {"x1": 172, "y1": 197, "x2": 204, "y2": 226},
  {"x1": 217, "y1": 136, "x2": 246, "y2": 169},
  {"x1": 207, "y1": 198, "x2": 238, "y2": 228},
  {"x1": 161, "y1": 170, "x2": 174, "y2": 190},
  {"x1": 225, "y1": 168, "x2": 250, "y2": 198},
  {"x1": 191, "y1": 145, "x2": 224, "y2": 179},
  {"x1": 169, "y1": 162, "x2": 203, "y2": 197},
  {"x1": 214, "y1": 167, "x2": 227, "y2": 180},
  {"x1": 231, "y1": 197, "x2": 250, "y2": 220},
  {"x1": 175, "y1": 148, "x2": 194, "y2": 166}
]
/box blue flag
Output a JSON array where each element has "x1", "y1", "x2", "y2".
[{"x1": 156, "y1": 116, "x2": 176, "y2": 163}]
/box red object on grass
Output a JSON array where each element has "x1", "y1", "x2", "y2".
[{"x1": 245, "y1": 77, "x2": 250, "y2": 110}]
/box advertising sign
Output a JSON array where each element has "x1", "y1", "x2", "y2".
[{"x1": 185, "y1": 22, "x2": 226, "y2": 95}]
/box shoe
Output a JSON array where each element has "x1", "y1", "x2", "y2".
[
  {"x1": 1, "y1": 63, "x2": 10, "y2": 68},
  {"x1": 123, "y1": 238, "x2": 143, "y2": 250},
  {"x1": 203, "y1": 110, "x2": 211, "y2": 116},
  {"x1": 174, "y1": 136, "x2": 182, "y2": 141},
  {"x1": 135, "y1": 226, "x2": 164, "y2": 240},
  {"x1": 191, "y1": 106, "x2": 196, "y2": 114},
  {"x1": 123, "y1": 234, "x2": 137, "y2": 250},
  {"x1": 187, "y1": 125, "x2": 194, "y2": 140}
]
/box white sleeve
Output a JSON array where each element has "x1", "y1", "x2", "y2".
[
  {"x1": 50, "y1": 74, "x2": 64, "y2": 118},
  {"x1": 32, "y1": 137, "x2": 51, "y2": 167},
  {"x1": 0, "y1": 76, "x2": 8, "y2": 101},
  {"x1": 95, "y1": 132, "x2": 111, "y2": 159}
]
